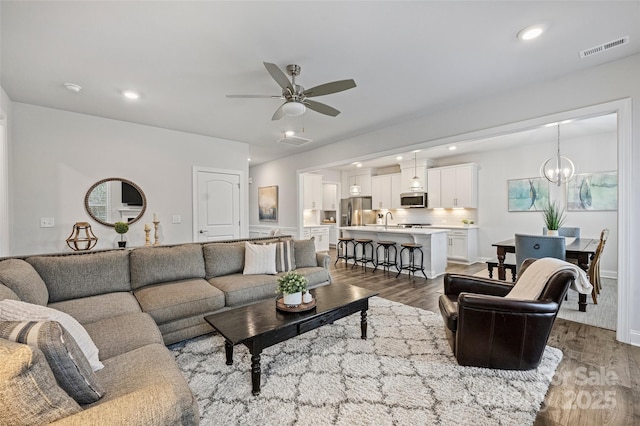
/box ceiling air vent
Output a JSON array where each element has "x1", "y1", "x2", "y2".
[
  {"x1": 276, "y1": 135, "x2": 312, "y2": 147},
  {"x1": 580, "y1": 36, "x2": 630, "y2": 59}
]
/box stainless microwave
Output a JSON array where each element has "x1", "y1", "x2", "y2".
[{"x1": 400, "y1": 192, "x2": 428, "y2": 208}]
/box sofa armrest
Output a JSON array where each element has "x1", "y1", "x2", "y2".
[
  {"x1": 51, "y1": 383, "x2": 196, "y2": 426},
  {"x1": 316, "y1": 252, "x2": 330, "y2": 269},
  {"x1": 443, "y1": 273, "x2": 513, "y2": 297}
]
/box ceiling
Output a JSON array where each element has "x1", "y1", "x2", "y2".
[{"x1": 1, "y1": 1, "x2": 638, "y2": 165}]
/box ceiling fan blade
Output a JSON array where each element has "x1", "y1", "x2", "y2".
[
  {"x1": 304, "y1": 100, "x2": 341, "y2": 117},
  {"x1": 272, "y1": 103, "x2": 286, "y2": 121},
  {"x1": 302, "y1": 79, "x2": 356, "y2": 97},
  {"x1": 263, "y1": 62, "x2": 294, "y2": 93},
  {"x1": 226, "y1": 94, "x2": 281, "y2": 99}
]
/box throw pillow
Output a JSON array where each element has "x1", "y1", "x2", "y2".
[
  {"x1": 0, "y1": 299, "x2": 103, "y2": 371},
  {"x1": 243, "y1": 242, "x2": 277, "y2": 275},
  {"x1": 0, "y1": 321, "x2": 104, "y2": 404},
  {"x1": 0, "y1": 338, "x2": 82, "y2": 424},
  {"x1": 294, "y1": 238, "x2": 317, "y2": 268},
  {"x1": 0, "y1": 258, "x2": 49, "y2": 306},
  {"x1": 258, "y1": 240, "x2": 296, "y2": 272}
]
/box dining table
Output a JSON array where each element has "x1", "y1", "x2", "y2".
[{"x1": 491, "y1": 237, "x2": 600, "y2": 312}]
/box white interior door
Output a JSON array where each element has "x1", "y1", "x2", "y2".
[{"x1": 195, "y1": 170, "x2": 240, "y2": 242}]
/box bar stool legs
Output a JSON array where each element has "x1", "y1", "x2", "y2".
[
  {"x1": 373, "y1": 241, "x2": 398, "y2": 273},
  {"x1": 352, "y1": 239, "x2": 376, "y2": 271},
  {"x1": 396, "y1": 243, "x2": 427, "y2": 279},
  {"x1": 335, "y1": 237, "x2": 355, "y2": 266}
]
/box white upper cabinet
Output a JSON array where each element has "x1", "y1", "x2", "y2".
[
  {"x1": 372, "y1": 173, "x2": 402, "y2": 210},
  {"x1": 303, "y1": 174, "x2": 323, "y2": 210},
  {"x1": 322, "y1": 183, "x2": 338, "y2": 211},
  {"x1": 400, "y1": 159, "x2": 427, "y2": 194},
  {"x1": 428, "y1": 163, "x2": 478, "y2": 208},
  {"x1": 342, "y1": 170, "x2": 373, "y2": 198},
  {"x1": 391, "y1": 174, "x2": 403, "y2": 209}
]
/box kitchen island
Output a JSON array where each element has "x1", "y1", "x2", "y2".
[{"x1": 338, "y1": 226, "x2": 449, "y2": 278}]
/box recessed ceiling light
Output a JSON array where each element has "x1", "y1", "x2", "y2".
[
  {"x1": 122, "y1": 90, "x2": 141, "y2": 100},
  {"x1": 448, "y1": 146, "x2": 457, "y2": 151},
  {"x1": 412, "y1": 149, "x2": 421, "y2": 153},
  {"x1": 63, "y1": 83, "x2": 82, "y2": 93},
  {"x1": 284, "y1": 130, "x2": 295, "y2": 137},
  {"x1": 396, "y1": 156, "x2": 403, "y2": 161},
  {"x1": 517, "y1": 25, "x2": 546, "y2": 41},
  {"x1": 247, "y1": 157, "x2": 251, "y2": 162}
]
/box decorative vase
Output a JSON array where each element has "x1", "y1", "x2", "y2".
[
  {"x1": 547, "y1": 230, "x2": 559, "y2": 236},
  {"x1": 303, "y1": 291, "x2": 313, "y2": 304},
  {"x1": 283, "y1": 292, "x2": 302, "y2": 306}
]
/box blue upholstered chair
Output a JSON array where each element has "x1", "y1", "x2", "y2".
[
  {"x1": 542, "y1": 226, "x2": 580, "y2": 238},
  {"x1": 515, "y1": 234, "x2": 566, "y2": 273}
]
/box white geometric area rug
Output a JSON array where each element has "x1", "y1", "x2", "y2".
[{"x1": 170, "y1": 297, "x2": 562, "y2": 426}]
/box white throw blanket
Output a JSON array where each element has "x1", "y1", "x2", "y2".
[{"x1": 504, "y1": 257, "x2": 593, "y2": 300}]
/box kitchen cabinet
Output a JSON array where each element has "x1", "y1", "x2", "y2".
[
  {"x1": 304, "y1": 226, "x2": 330, "y2": 252},
  {"x1": 303, "y1": 174, "x2": 323, "y2": 210},
  {"x1": 371, "y1": 174, "x2": 402, "y2": 210},
  {"x1": 349, "y1": 173, "x2": 372, "y2": 197},
  {"x1": 427, "y1": 163, "x2": 477, "y2": 208},
  {"x1": 438, "y1": 227, "x2": 478, "y2": 263},
  {"x1": 322, "y1": 183, "x2": 338, "y2": 211},
  {"x1": 328, "y1": 224, "x2": 338, "y2": 246},
  {"x1": 400, "y1": 159, "x2": 427, "y2": 194}
]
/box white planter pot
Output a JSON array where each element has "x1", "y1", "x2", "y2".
[
  {"x1": 283, "y1": 292, "x2": 302, "y2": 306},
  {"x1": 547, "y1": 230, "x2": 559, "y2": 236}
]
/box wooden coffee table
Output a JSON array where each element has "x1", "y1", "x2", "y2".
[{"x1": 204, "y1": 283, "x2": 378, "y2": 395}]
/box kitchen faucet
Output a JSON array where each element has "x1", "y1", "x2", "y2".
[{"x1": 385, "y1": 211, "x2": 393, "y2": 229}]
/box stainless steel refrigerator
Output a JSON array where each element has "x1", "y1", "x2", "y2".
[{"x1": 340, "y1": 197, "x2": 375, "y2": 226}]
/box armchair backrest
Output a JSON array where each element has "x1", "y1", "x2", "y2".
[{"x1": 515, "y1": 234, "x2": 566, "y2": 273}]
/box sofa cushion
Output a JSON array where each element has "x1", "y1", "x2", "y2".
[
  {"x1": 130, "y1": 244, "x2": 205, "y2": 290},
  {"x1": 243, "y1": 242, "x2": 277, "y2": 275},
  {"x1": 0, "y1": 283, "x2": 20, "y2": 302},
  {"x1": 0, "y1": 299, "x2": 103, "y2": 371},
  {"x1": 209, "y1": 273, "x2": 278, "y2": 307},
  {"x1": 285, "y1": 266, "x2": 331, "y2": 288},
  {"x1": 48, "y1": 292, "x2": 142, "y2": 325},
  {"x1": 134, "y1": 278, "x2": 225, "y2": 325},
  {"x1": 0, "y1": 321, "x2": 104, "y2": 404},
  {"x1": 26, "y1": 250, "x2": 130, "y2": 303},
  {"x1": 83, "y1": 312, "x2": 164, "y2": 360},
  {"x1": 0, "y1": 258, "x2": 49, "y2": 305},
  {"x1": 294, "y1": 238, "x2": 317, "y2": 268},
  {"x1": 0, "y1": 338, "x2": 82, "y2": 424},
  {"x1": 90, "y1": 343, "x2": 199, "y2": 425},
  {"x1": 203, "y1": 242, "x2": 245, "y2": 279}
]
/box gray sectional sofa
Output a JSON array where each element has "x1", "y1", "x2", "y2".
[{"x1": 0, "y1": 235, "x2": 331, "y2": 425}]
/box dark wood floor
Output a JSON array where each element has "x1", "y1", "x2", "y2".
[{"x1": 327, "y1": 249, "x2": 640, "y2": 426}]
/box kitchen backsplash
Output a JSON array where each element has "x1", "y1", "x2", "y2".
[{"x1": 375, "y1": 208, "x2": 477, "y2": 226}]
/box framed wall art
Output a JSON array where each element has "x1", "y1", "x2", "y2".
[
  {"x1": 507, "y1": 177, "x2": 550, "y2": 212},
  {"x1": 567, "y1": 171, "x2": 617, "y2": 211},
  {"x1": 258, "y1": 185, "x2": 278, "y2": 222}
]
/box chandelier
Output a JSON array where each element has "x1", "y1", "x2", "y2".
[{"x1": 540, "y1": 123, "x2": 575, "y2": 186}]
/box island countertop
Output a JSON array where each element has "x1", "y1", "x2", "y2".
[{"x1": 338, "y1": 226, "x2": 449, "y2": 235}]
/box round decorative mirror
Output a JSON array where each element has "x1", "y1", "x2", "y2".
[{"x1": 84, "y1": 178, "x2": 147, "y2": 227}]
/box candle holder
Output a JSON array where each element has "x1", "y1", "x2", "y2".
[
  {"x1": 153, "y1": 220, "x2": 160, "y2": 245},
  {"x1": 144, "y1": 225, "x2": 151, "y2": 246}
]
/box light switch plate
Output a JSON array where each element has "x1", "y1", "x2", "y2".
[
  {"x1": 172, "y1": 215, "x2": 181, "y2": 224},
  {"x1": 40, "y1": 217, "x2": 55, "y2": 228}
]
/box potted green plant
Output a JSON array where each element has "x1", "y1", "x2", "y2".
[
  {"x1": 114, "y1": 221, "x2": 129, "y2": 248},
  {"x1": 461, "y1": 219, "x2": 474, "y2": 226},
  {"x1": 542, "y1": 201, "x2": 566, "y2": 235},
  {"x1": 276, "y1": 271, "x2": 308, "y2": 306}
]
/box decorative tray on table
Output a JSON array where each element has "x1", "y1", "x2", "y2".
[{"x1": 276, "y1": 296, "x2": 317, "y2": 312}]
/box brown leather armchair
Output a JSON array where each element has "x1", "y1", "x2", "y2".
[{"x1": 439, "y1": 258, "x2": 575, "y2": 370}]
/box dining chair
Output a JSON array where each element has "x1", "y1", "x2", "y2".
[
  {"x1": 542, "y1": 226, "x2": 581, "y2": 238},
  {"x1": 514, "y1": 234, "x2": 566, "y2": 273},
  {"x1": 588, "y1": 228, "x2": 610, "y2": 303}
]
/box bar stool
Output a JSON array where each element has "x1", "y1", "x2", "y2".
[
  {"x1": 373, "y1": 241, "x2": 398, "y2": 273},
  {"x1": 396, "y1": 243, "x2": 427, "y2": 279},
  {"x1": 352, "y1": 238, "x2": 376, "y2": 270},
  {"x1": 334, "y1": 237, "x2": 355, "y2": 266}
]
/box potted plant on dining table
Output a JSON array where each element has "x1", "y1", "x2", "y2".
[{"x1": 542, "y1": 201, "x2": 566, "y2": 236}]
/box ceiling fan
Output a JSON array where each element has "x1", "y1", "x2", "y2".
[{"x1": 226, "y1": 62, "x2": 357, "y2": 120}]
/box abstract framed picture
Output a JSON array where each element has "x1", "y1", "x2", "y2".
[
  {"x1": 258, "y1": 185, "x2": 278, "y2": 222},
  {"x1": 507, "y1": 177, "x2": 550, "y2": 212},
  {"x1": 567, "y1": 171, "x2": 617, "y2": 211}
]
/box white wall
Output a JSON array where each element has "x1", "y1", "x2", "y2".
[
  {"x1": 0, "y1": 87, "x2": 12, "y2": 256},
  {"x1": 10, "y1": 103, "x2": 249, "y2": 255},
  {"x1": 250, "y1": 53, "x2": 640, "y2": 344}
]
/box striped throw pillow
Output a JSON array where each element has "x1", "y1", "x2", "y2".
[
  {"x1": 275, "y1": 240, "x2": 296, "y2": 272},
  {"x1": 0, "y1": 321, "x2": 104, "y2": 404}
]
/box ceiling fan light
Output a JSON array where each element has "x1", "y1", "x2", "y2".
[{"x1": 282, "y1": 101, "x2": 306, "y2": 116}]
